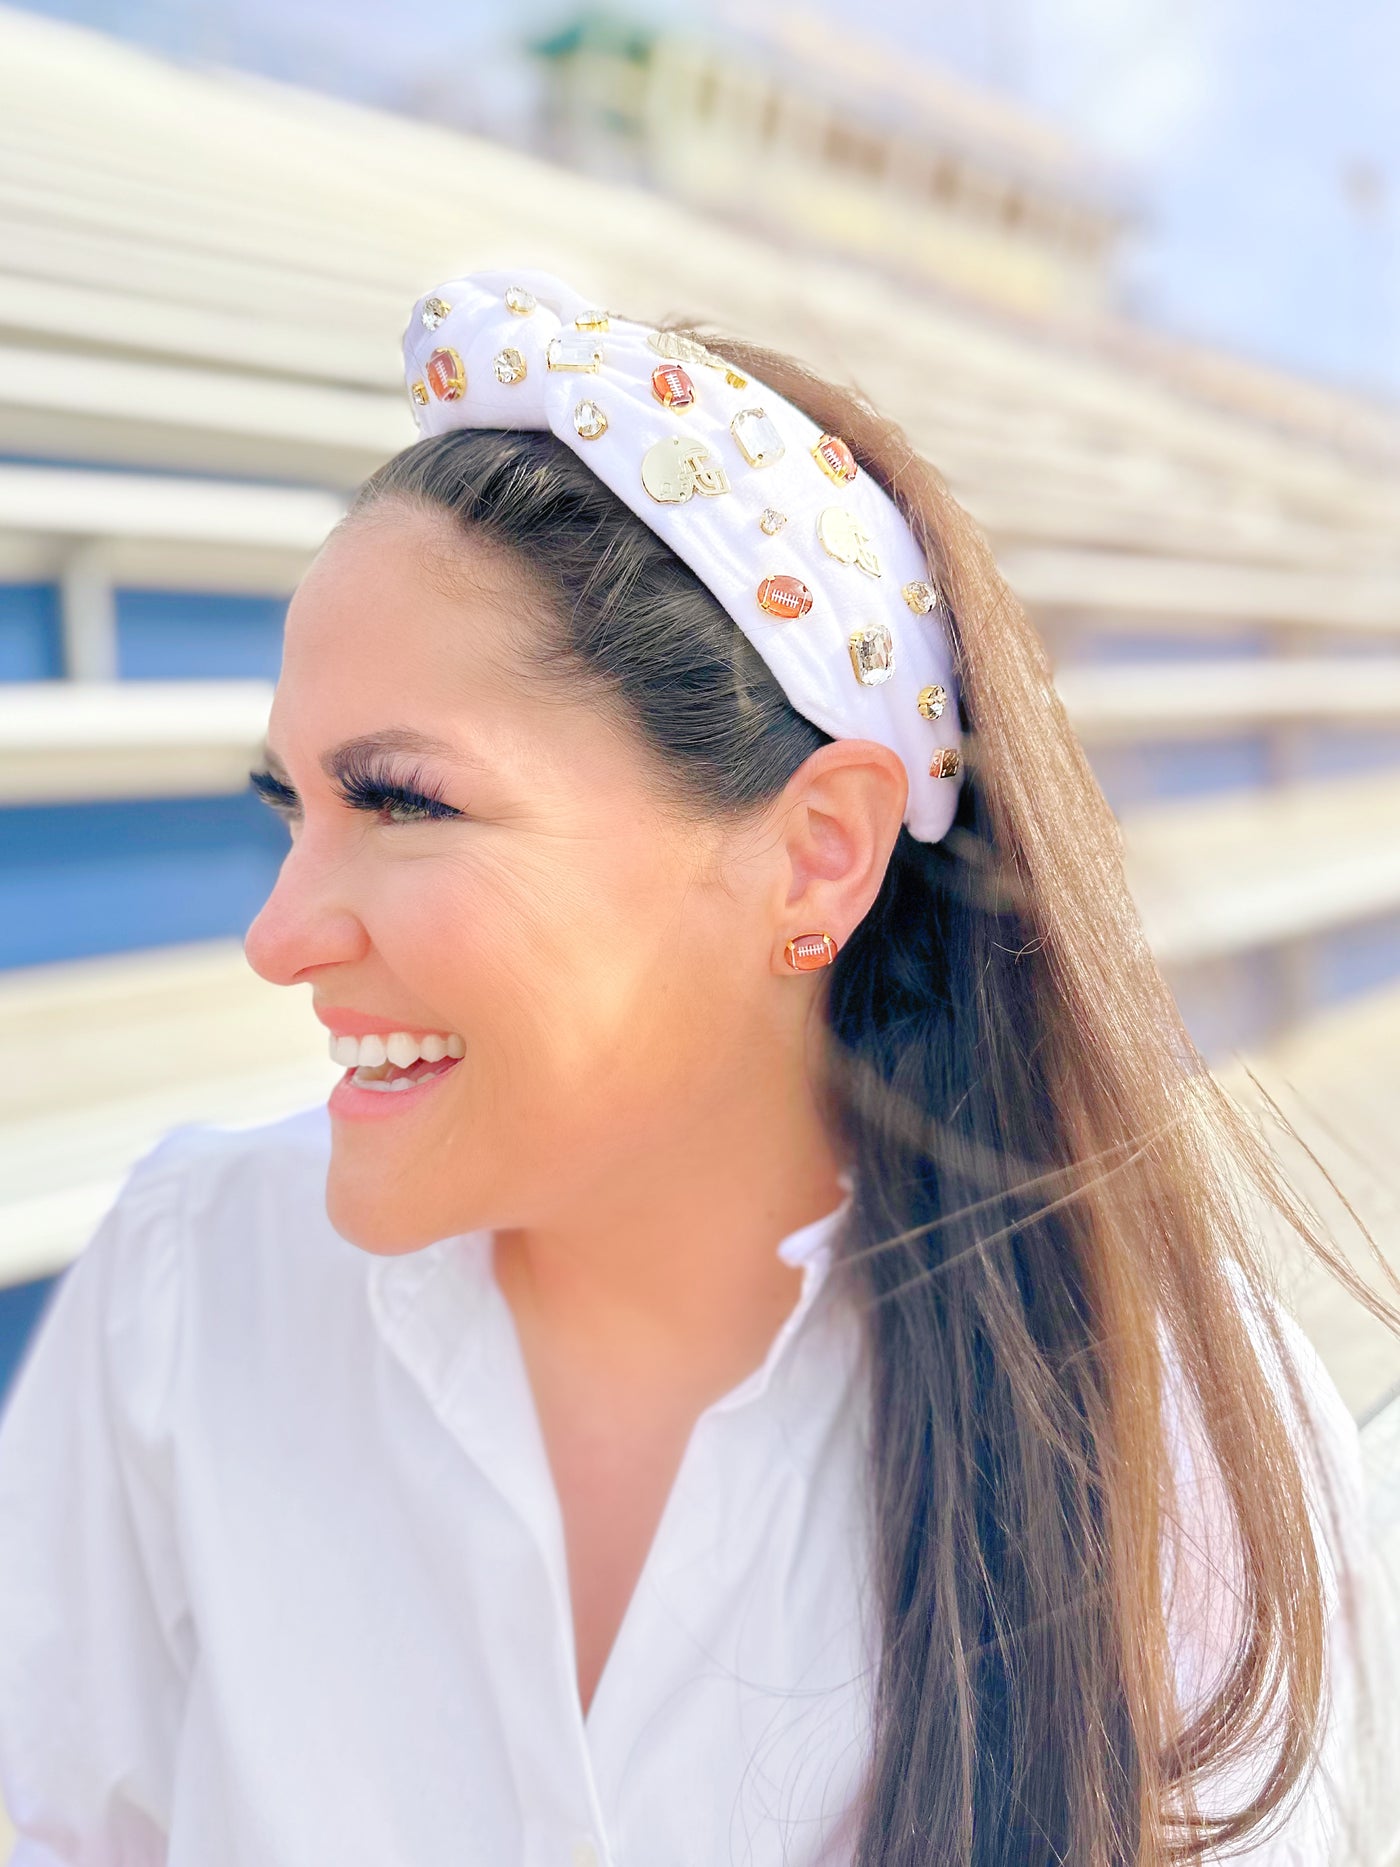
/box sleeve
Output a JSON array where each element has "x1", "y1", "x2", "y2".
[
  {"x1": 1161, "y1": 1268, "x2": 1397, "y2": 1865},
  {"x1": 0, "y1": 1134, "x2": 196, "y2": 1866}
]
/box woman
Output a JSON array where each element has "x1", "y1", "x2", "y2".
[{"x1": 0, "y1": 268, "x2": 1392, "y2": 1866}]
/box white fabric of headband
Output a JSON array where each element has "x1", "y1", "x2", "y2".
[{"x1": 401, "y1": 267, "x2": 963, "y2": 844}]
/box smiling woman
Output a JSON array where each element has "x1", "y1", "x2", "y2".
[{"x1": 0, "y1": 271, "x2": 1395, "y2": 1867}]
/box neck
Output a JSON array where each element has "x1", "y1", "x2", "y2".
[{"x1": 492, "y1": 1105, "x2": 850, "y2": 1395}]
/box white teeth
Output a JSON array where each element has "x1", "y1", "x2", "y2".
[
  {"x1": 351, "y1": 1067, "x2": 417, "y2": 1092},
  {"x1": 328, "y1": 1028, "x2": 466, "y2": 1068}
]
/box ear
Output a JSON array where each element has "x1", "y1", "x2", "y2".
[{"x1": 767, "y1": 739, "x2": 907, "y2": 974}]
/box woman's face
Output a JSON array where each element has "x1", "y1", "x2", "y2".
[{"x1": 243, "y1": 501, "x2": 823, "y2": 1255}]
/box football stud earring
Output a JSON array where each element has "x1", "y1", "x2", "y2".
[{"x1": 783, "y1": 932, "x2": 839, "y2": 972}]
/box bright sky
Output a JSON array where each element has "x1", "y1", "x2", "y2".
[{"x1": 21, "y1": 0, "x2": 1400, "y2": 401}]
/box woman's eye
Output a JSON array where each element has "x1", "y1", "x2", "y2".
[
  {"x1": 378, "y1": 794, "x2": 443, "y2": 825},
  {"x1": 338, "y1": 774, "x2": 461, "y2": 824},
  {"x1": 247, "y1": 767, "x2": 461, "y2": 827},
  {"x1": 249, "y1": 770, "x2": 298, "y2": 816}
]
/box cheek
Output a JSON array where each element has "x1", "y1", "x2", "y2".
[{"x1": 366, "y1": 842, "x2": 678, "y2": 1067}]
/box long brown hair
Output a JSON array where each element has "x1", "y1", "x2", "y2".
[{"x1": 348, "y1": 319, "x2": 1399, "y2": 1864}]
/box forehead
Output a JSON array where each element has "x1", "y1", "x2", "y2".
[
  {"x1": 280, "y1": 502, "x2": 542, "y2": 702},
  {"x1": 267, "y1": 501, "x2": 656, "y2": 804}
]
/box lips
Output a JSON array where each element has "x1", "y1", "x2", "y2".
[{"x1": 315, "y1": 1005, "x2": 453, "y2": 1039}]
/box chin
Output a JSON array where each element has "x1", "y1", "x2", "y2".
[{"x1": 323, "y1": 1170, "x2": 450, "y2": 1258}]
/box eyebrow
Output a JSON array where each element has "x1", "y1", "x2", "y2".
[{"x1": 255, "y1": 729, "x2": 481, "y2": 782}]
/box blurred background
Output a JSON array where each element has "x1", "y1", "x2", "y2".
[{"x1": 0, "y1": 0, "x2": 1398, "y2": 1844}]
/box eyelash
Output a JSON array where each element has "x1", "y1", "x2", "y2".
[{"x1": 248, "y1": 757, "x2": 462, "y2": 827}]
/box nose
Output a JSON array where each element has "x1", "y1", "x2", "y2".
[{"x1": 243, "y1": 839, "x2": 369, "y2": 988}]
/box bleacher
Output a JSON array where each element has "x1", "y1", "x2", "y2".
[{"x1": 0, "y1": 5, "x2": 1398, "y2": 1858}]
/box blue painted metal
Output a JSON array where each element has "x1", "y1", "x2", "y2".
[
  {"x1": 0, "y1": 792, "x2": 287, "y2": 968},
  {"x1": 0, "y1": 1274, "x2": 60, "y2": 1411}
]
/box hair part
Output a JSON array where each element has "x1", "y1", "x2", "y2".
[{"x1": 344, "y1": 337, "x2": 1397, "y2": 1865}]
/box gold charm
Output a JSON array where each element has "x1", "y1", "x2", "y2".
[
  {"x1": 929, "y1": 747, "x2": 961, "y2": 778},
  {"x1": 903, "y1": 580, "x2": 940, "y2": 614},
  {"x1": 813, "y1": 434, "x2": 858, "y2": 484},
  {"x1": 730, "y1": 407, "x2": 784, "y2": 469},
  {"x1": 756, "y1": 575, "x2": 813, "y2": 620},
  {"x1": 574, "y1": 308, "x2": 610, "y2": 331},
  {"x1": 504, "y1": 285, "x2": 537, "y2": 316},
  {"x1": 492, "y1": 347, "x2": 527, "y2": 385},
  {"x1": 420, "y1": 296, "x2": 451, "y2": 330},
  {"x1": 916, "y1": 684, "x2": 947, "y2": 720},
  {"x1": 759, "y1": 508, "x2": 788, "y2": 535},
  {"x1": 817, "y1": 507, "x2": 881, "y2": 577},
  {"x1": 724, "y1": 368, "x2": 748, "y2": 389},
  {"x1": 425, "y1": 347, "x2": 466, "y2": 401},
  {"x1": 648, "y1": 329, "x2": 717, "y2": 367},
  {"x1": 409, "y1": 379, "x2": 428, "y2": 407},
  {"x1": 640, "y1": 435, "x2": 731, "y2": 503},
  {"x1": 573, "y1": 399, "x2": 608, "y2": 440},
  {"x1": 651, "y1": 363, "x2": 696, "y2": 409},
  {"x1": 849, "y1": 622, "x2": 895, "y2": 685},
  {"x1": 547, "y1": 333, "x2": 602, "y2": 372}
]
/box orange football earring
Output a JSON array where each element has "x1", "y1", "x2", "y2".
[{"x1": 783, "y1": 932, "x2": 839, "y2": 972}]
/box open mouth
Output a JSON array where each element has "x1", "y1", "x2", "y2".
[
  {"x1": 328, "y1": 1048, "x2": 465, "y2": 1120},
  {"x1": 346, "y1": 1054, "x2": 462, "y2": 1094}
]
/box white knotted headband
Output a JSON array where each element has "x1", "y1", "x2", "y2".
[{"x1": 401, "y1": 267, "x2": 963, "y2": 844}]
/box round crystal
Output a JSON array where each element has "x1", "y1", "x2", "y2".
[
  {"x1": 504, "y1": 285, "x2": 537, "y2": 316},
  {"x1": 420, "y1": 296, "x2": 451, "y2": 330},
  {"x1": 573, "y1": 399, "x2": 608, "y2": 440},
  {"x1": 493, "y1": 347, "x2": 527, "y2": 385}
]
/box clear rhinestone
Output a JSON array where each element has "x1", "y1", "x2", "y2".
[
  {"x1": 504, "y1": 285, "x2": 537, "y2": 316},
  {"x1": 420, "y1": 296, "x2": 451, "y2": 330},
  {"x1": 730, "y1": 407, "x2": 784, "y2": 469},
  {"x1": 547, "y1": 332, "x2": 602, "y2": 372},
  {"x1": 573, "y1": 399, "x2": 608, "y2": 440},
  {"x1": 759, "y1": 508, "x2": 787, "y2": 535},
  {"x1": 574, "y1": 308, "x2": 610, "y2": 331},
  {"x1": 903, "y1": 579, "x2": 940, "y2": 615},
  {"x1": 492, "y1": 347, "x2": 527, "y2": 385},
  {"x1": 916, "y1": 684, "x2": 947, "y2": 720},
  {"x1": 848, "y1": 623, "x2": 895, "y2": 686}
]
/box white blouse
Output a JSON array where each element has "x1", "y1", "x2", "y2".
[{"x1": 0, "y1": 1104, "x2": 1382, "y2": 1866}]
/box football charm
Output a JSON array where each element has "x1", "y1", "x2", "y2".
[{"x1": 756, "y1": 575, "x2": 814, "y2": 620}]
